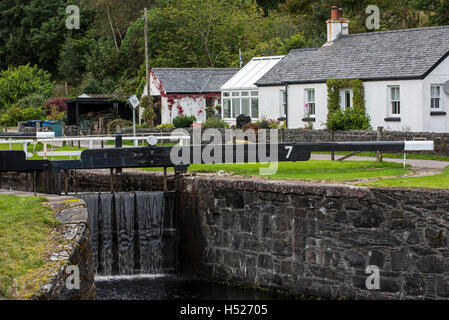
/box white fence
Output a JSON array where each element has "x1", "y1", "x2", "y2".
[{"x1": 0, "y1": 135, "x2": 190, "y2": 159}]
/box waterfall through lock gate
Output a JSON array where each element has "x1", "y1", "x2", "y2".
[{"x1": 80, "y1": 192, "x2": 176, "y2": 276}]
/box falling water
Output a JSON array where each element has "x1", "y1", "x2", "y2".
[
  {"x1": 136, "y1": 192, "x2": 165, "y2": 274},
  {"x1": 99, "y1": 193, "x2": 114, "y2": 275},
  {"x1": 82, "y1": 194, "x2": 100, "y2": 273},
  {"x1": 79, "y1": 192, "x2": 169, "y2": 276},
  {"x1": 115, "y1": 193, "x2": 135, "y2": 275}
]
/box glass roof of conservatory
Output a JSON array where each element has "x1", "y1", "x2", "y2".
[{"x1": 220, "y1": 56, "x2": 284, "y2": 91}]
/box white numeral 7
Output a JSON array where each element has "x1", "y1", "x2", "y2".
[{"x1": 285, "y1": 146, "x2": 293, "y2": 159}]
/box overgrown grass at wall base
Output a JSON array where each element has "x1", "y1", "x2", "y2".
[{"x1": 0, "y1": 195, "x2": 60, "y2": 299}]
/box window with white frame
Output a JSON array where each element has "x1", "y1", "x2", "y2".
[
  {"x1": 222, "y1": 91, "x2": 259, "y2": 119},
  {"x1": 223, "y1": 92, "x2": 231, "y2": 118},
  {"x1": 389, "y1": 86, "x2": 401, "y2": 115},
  {"x1": 339, "y1": 89, "x2": 352, "y2": 110},
  {"x1": 280, "y1": 91, "x2": 287, "y2": 118},
  {"x1": 431, "y1": 85, "x2": 443, "y2": 110},
  {"x1": 305, "y1": 89, "x2": 316, "y2": 117}
]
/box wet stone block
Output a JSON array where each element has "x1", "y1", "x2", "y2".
[
  {"x1": 404, "y1": 274, "x2": 426, "y2": 296},
  {"x1": 344, "y1": 249, "x2": 365, "y2": 268},
  {"x1": 380, "y1": 278, "x2": 401, "y2": 293},
  {"x1": 425, "y1": 228, "x2": 447, "y2": 248},
  {"x1": 437, "y1": 276, "x2": 449, "y2": 298},
  {"x1": 257, "y1": 254, "x2": 273, "y2": 270},
  {"x1": 353, "y1": 209, "x2": 385, "y2": 228},
  {"x1": 416, "y1": 255, "x2": 446, "y2": 274},
  {"x1": 389, "y1": 219, "x2": 416, "y2": 230},
  {"x1": 406, "y1": 231, "x2": 420, "y2": 245},
  {"x1": 369, "y1": 250, "x2": 384, "y2": 269},
  {"x1": 391, "y1": 248, "x2": 408, "y2": 272},
  {"x1": 225, "y1": 190, "x2": 244, "y2": 209}
]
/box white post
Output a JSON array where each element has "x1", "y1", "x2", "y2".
[
  {"x1": 43, "y1": 141, "x2": 47, "y2": 160},
  {"x1": 403, "y1": 152, "x2": 407, "y2": 169},
  {"x1": 133, "y1": 109, "x2": 137, "y2": 146}
]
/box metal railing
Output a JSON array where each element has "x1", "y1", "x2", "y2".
[{"x1": 0, "y1": 135, "x2": 191, "y2": 159}]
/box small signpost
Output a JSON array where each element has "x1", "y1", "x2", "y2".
[{"x1": 128, "y1": 94, "x2": 140, "y2": 145}]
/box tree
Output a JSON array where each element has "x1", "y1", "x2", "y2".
[
  {"x1": 0, "y1": 64, "x2": 54, "y2": 111},
  {"x1": 146, "y1": 0, "x2": 264, "y2": 68}
]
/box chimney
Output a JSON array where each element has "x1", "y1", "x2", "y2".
[{"x1": 326, "y1": 6, "x2": 350, "y2": 43}]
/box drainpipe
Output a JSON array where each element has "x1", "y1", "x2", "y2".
[
  {"x1": 277, "y1": 82, "x2": 289, "y2": 128},
  {"x1": 285, "y1": 83, "x2": 289, "y2": 128}
]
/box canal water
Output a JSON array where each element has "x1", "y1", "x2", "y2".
[{"x1": 95, "y1": 274, "x2": 294, "y2": 300}]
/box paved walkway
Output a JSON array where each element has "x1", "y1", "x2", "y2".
[{"x1": 311, "y1": 154, "x2": 449, "y2": 170}]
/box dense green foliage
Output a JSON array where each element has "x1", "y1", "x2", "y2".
[
  {"x1": 0, "y1": 65, "x2": 53, "y2": 111},
  {"x1": 326, "y1": 79, "x2": 370, "y2": 130},
  {"x1": 173, "y1": 115, "x2": 197, "y2": 128},
  {"x1": 0, "y1": 0, "x2": 448, "y2": 117},
  {"x1": 202, "y1": 117, "x2": 230, "y2": 129},
  {"x1": 0, "y1": 106, "x2": 47, "y2": 126}
]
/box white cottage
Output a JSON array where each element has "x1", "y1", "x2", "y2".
[
  {"x1": 220, "y1": 56, "x2": 284, "y2": 126},
  {"x1": 255, "y1": 6, "x2": 449, "y2": 133},
  {"x1": 142, "y1": 68, "x2": 238, "y2": 124}
]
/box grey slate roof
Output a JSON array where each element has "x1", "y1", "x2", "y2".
[
  {"x1": 256, "y1": 25, "x2": 449, "y2": 86},
  {"x1": 152, "y1": 68, "x2": 239, "y2": 94}
]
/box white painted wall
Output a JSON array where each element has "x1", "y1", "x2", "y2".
[
  {"x1": 160, "y1": 96, "x2": 210, "y2": 124},
  {"x1": 364, "y1": 80, "x2": 423, "y2": 132},
  {"x1": 142, "y1": 74, "x2": 219, "y2": 124},
  {"x1": 259, "y1": 77, "x2": 449, "y2": 132},
  {"x1": 422, "y1": 56, "x2": 449, "y2": 132},
  {"x1": 258, "y1": 86, "x2": 285, "y2": 121}
]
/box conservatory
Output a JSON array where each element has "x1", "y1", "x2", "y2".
[{"x1": 220, "y1": 56, "x2": 284, "y2": 125}]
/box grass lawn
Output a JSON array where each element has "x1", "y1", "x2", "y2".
[
  {"x1": 359, "y1": 166, "x2": 449, "y2": 189},
  {"x1": 143, "y1": 160, "x2": 411, "y2": 182},
  {"x1": 0, "y1": 195, "x2": 60, "y2": 299},
  {"x1": 315, "y1": 151, "x2": 449, "y2": 162}
]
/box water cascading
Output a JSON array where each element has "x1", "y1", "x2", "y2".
[{"x1": 80, "y1": 192, "x2": 170, "y2": 276}]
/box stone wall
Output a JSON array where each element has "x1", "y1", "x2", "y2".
[
  {"x1": 177, "y1": 177, "x2": 449, "y2": 300},
  {"x1": 124, "y1": 128, "x2": 449, "y2": 156},
  {"x1": 3, "y1": 171, "x2": 449, "y2": 299},
  {"x1": 40, "y1": 196, "x2": 96, "y2": 300}
]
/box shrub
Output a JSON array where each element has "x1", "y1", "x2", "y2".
[
  {"x1": 16, "y1": 94, "x2": 46, "y2": 110},
  {"x1": 173, "y1": 115, "x2": 196, "y2": 128},
  {"x1": 157, "y1": 123, "x2": 175, "y2": 129},
  {"x1": 46, "y1": 106, "x2": 66, "y2": 122},
  {"x1": 327, "y1": 108, "x2": 371, "y2": 131},
  {"x1": 202, "y1": 117, "x2": 229, "y2": 129},
  {"x1": 0, "y1": 106, "x2": 46, "y2": 126},
  {"x1": 45, "y1": 97, "x2": 68, "y2": 113},
  {"x1": 242, "y1": 122, "x2": 262, "y2": 132},
  {"x1": 0, "y1": 64, "x2": 54, "y2": 110}
]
